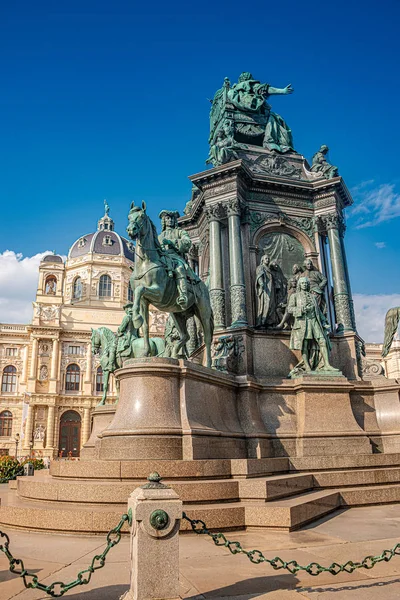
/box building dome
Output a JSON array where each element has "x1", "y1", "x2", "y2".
[
  {"x1": 67, "y1": 204, "x2": 134, "y2": 262},
  {"x1": 42, "y1": 254, "x2": 64, "y2": 264}
]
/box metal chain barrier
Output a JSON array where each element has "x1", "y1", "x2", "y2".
[
  {"x1": 0, "y1": 509, "x2": 132, "y2": 597},
  {"x1": 183, "y1": 512, "x2": 400, "y2": 576}
]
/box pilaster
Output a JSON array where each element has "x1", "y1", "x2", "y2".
[
  {"x1": 82, "y1": 406, "x2": 91, "y2": 446},
  {"x1": 23, "y1": 404, "x2": 34, "y2": 449},
  {"x1": 46, "y1": 404, "x2": 55, "y2": 449}
]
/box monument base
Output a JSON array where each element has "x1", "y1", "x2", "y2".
[
  {"x1": 97, "y1": 358, "x2": 247, "y2": 460},
  {"x1": 80, "y1": 405, "x2": 116, "y2": 460},
  {"x1": 94, "y1": 358, "x2": 371, "y2": 461}
]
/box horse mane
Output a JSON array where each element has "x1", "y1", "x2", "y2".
[
  {"x1": 97, "y1": 327, "x2": 116, "y2": 345},
  {"x1": 147, "y1": 216, "x2": 163, "y2": 252}
]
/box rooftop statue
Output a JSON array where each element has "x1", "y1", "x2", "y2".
[
  {"x1": 206, "y1": 119, "x2": 241, "y2": 167},
  {"x1": 127, "y1": 201, "x2": 214, "y2": 367},
  {"x1": 208, "y1": 72, "x2": 295, "y2": 165},
  {"x1": 310, "y1": 145, "x2": 339, "y2": 179}
]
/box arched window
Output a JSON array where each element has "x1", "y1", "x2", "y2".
[
  {"x1": 99, "y1": 274, "x2": 112, "y2": 298},
  {"x1": 73, "y1": 277, "x2": 82, "y2": 300},
  {"x1": 96, "y1": 366, "x2": 104, "y2": 392},
  {"x1": 2, "y1": 366, "x2": 17, "y2": 393},
  {"x1": 65, "y1": 364, "x2": 80, "y2": 391},
  {"x1": 0, "y1": 410, "x2": 12, "y2": 436},
  {"x1": 128, "y1": 282, "x2": 134, "y2": 302},
  {"x1": 45, "y1": 275, "x2": 57, "y2": 295}
]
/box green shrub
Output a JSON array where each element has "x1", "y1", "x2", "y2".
[
  {"x1": 0, "y1": 456, "x2": 45, "y2": 483},
  {"x1": 0, "y1": 456, "x2": 24, "y2": 483}
]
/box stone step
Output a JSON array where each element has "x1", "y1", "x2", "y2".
[
  {"x1": 18, "y1": 464, "x2": 400, "y2": 508},
  {"x1": 313, "y1": 466, "x2": 400, "y2": 488},
  {"x1": 289, "y1": 453, "x2": 400, "y2": 472},
  {"x1": 0, "y1": 488, "x2": 245, "y2": 534},
  {"x1": 230, "y1": 458, "x2": 289, "y2": 478},
  {"x1": 49, "y1": 459, "x2": 234, "y2": 480},
  {"x1": 244, "y1": 489, "x2": 341, "y2": 530},
  {"x1": 239, "y1": 473, "x2": 314, "y2": 501},
  {"x1": 16, "y1": 477, "x2": 240, "y2": 504},
  {"x1": 238, "y1": 466, "x2": 400, "y2": 501},
  {"x1": 244, "y1": 482, "x2": 400, "y2": 531},
  {"x1": 340, "y1": 483, "x2": 400, "y2": 506},
  {"x1": 3, "y1": 481, "x2": 400, "y2": 533}
]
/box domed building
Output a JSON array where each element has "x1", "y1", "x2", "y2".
[{"x1": 0, "y1": 205, "x2": 167, "y2": 458}]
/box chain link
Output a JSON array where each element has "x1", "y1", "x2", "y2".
[
  {"x1": 182, "y1": 512, "x2": 400, "y2": 576},
  {"x1": 0, "y1": 509, "x2": 132, "y2": 597}
]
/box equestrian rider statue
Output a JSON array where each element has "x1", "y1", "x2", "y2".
[{"x1": 158, "y1": 210, "x2": 196, "y2": 309}]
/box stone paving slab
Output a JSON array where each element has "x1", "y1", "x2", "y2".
[{"x1": 1, "y1": 505, "x2": 400, "y2": 599}]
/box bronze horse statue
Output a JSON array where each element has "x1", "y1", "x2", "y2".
[
  {"x1": 382, "y1": 307, "x2": 400, "y2": 357},
  {"x1": 91, "y1": 326, "x2": 165, "y2": 405},
  {"x1": 126, "y1": 201, "x2": 214, "y2": 367}
]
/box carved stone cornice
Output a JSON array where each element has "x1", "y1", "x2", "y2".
[{"x1": 203, "y1": 180, "x2": 237, "y2": 199}]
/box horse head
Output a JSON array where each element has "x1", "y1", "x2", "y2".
[
  {"x1": 127, "y1": 200, "x2": 147, "y2": 241},
  {"x1": 91, "y1": 328, "x2": 101, "y2": 355}
]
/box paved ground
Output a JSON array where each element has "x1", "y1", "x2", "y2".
[{"x1": 1, "y1": 504, "x2": 400, "y2": 599}]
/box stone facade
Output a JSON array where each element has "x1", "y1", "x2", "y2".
[{"x1": 0, "y1": 209, "x2": 166, "y2": 458}]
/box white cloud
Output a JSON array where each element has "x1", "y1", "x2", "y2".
[
  {"x1": 375, "y1": 241, "x2": 386, "y2": 249},
  {"x1": 0, "y1": 250, "x2": 61, "y2": 324},
  {"x1": 349, "y1": 182, "x2": 400, "y2": 229},
  {"x1": 353, "y1": 293, "x2": 400, "y2": 342}
]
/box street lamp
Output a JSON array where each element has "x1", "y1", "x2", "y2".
[{"x1": 14, "y1": 433, "x2": 20, "y2": 459}]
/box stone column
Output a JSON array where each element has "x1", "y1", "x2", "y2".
[
  {"x1": 50, "y1": 339, "x2": 59, "y2": 379},
  {"x1": 227, "y1": 198, "x2": 247, "y2": 327},
  {"x1": 46, "y1": 405, "x2": 55, "y2": 448},
  {"x1": 23, "y1": 404, "x2": 34, "y2": 449},
  {"x1": 122, "y1": 474, "x2": 182, "y2": 600},
  {"x1": 207, "y1": 204, "x2": 226, "y2": 330},
  {"x1": 29, "y1": 338, "x2": 38, "y2": 379},
  {"x1": 324, "y1": 213, "x2": 354, "y2": 332},
  {"x1": 339, "y1": 230, "x2": 357, "y2": 329},
  {"x1": 82, "y1": 407, "x2": 91, "y2": 446}
]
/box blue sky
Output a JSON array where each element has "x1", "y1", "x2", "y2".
[{"x1": 1, "y1": 0, "x2": 400, "y2": 339}]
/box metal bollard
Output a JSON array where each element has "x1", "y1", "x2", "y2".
[{"x1": 121, "y1": 473, "x2": 182, "y2": 600}]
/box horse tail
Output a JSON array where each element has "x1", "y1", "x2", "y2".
[{"x1": 382, "y1": 307, "x2": 400, "y2": 357}]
